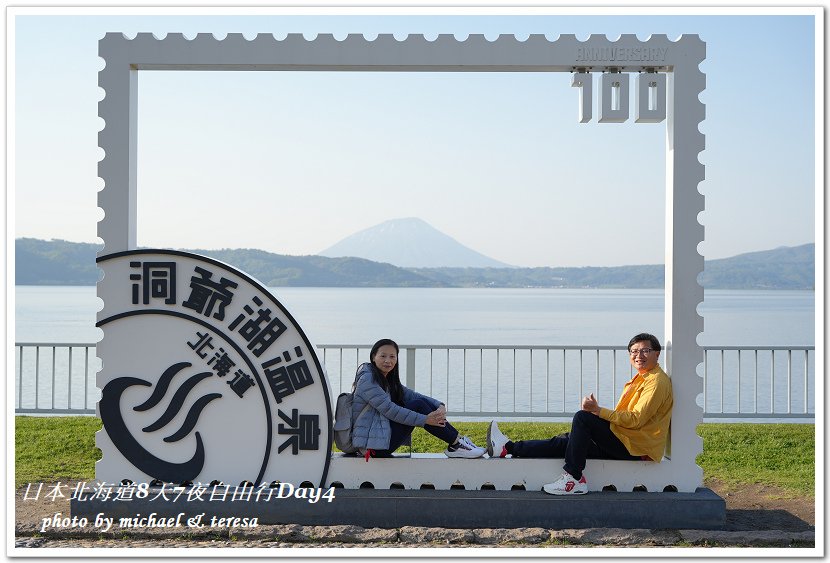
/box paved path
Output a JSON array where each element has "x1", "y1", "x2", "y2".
[{"x1": 14, "y1": 522, "x2": 815, "y2": 549}]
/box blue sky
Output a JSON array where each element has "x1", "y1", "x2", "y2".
[{"x1": 12, "y1": 8, "x2": 819, "y2": 267}]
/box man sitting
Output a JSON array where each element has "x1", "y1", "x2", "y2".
[{"x1": 487, "y1": 333, "x2": 673, "y2": 495}]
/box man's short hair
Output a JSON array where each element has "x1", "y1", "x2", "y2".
[{"x1": 628, "y1": 333, "x2": 662, "y2": 352}]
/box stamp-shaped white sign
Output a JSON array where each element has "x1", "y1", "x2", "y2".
[{"x1": 95, "y1": 250, "x2": 332, "y2": 487}]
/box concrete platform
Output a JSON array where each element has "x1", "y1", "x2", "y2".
[{"x1": 72, "y1": 486, "x2": 726, "y2": 530}]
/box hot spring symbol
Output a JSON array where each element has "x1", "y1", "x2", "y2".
[{"x1": 95, "y1": 250, "x2": 332, "y2": 487}]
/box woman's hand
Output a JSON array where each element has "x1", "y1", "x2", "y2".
[{"x1": 425, "y1": 408, "x2": 447, "y2": 427}]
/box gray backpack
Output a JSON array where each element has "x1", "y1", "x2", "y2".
[{"x1": 332, "y1": 366, "x2": 371, "y2": 454}]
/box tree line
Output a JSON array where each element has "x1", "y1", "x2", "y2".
[{"x1": 15, "y1": 238, "x2": 814, "y2": 290}]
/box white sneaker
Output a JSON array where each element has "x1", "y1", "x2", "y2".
[
  {"x1": 542, "y1": 472, "x2": 588, "y2": 495},
  {"x1": 487, "y1": 421, "x2": 509, "y2": 458},
  {"x1": 445, "y1": 435, "x2": 486, "y2": 458}
]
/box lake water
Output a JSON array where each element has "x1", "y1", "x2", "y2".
[
  {"x1": 13, "y1": 286, "x2": 816, "y2": 347},
  {"x1": 14, "y1": 286, "x2": 816, "y2": 420}
]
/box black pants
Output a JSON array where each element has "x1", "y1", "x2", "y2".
[
  {"x1": 511, "y1": 410, "x2": 640, "y2": 480},
  {"x1": 371, "y1": 398, "x2": 459, "y2": 456}
]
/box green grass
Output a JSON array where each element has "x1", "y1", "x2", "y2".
[
  {"x1": 15, "y1": 416, "x2": 102, "y2": 485},
  {"x1": 14, "y1": 417, "x2": 814, "y2": 496},
  {"x1": 696, "y1": 423, "x2": 814, "y2": 496}
]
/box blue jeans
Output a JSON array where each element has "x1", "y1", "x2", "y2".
[
  {"x1": 372, "y1": 398, "x2": 459, "y2": 456},
  {"x1": 511, "y1": 411, "x2": 640, "y2": 480}
]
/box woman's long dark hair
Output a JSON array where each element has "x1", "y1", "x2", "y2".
[{"x1": 369, "y1": 338, "x2": 404, "y2": 405}]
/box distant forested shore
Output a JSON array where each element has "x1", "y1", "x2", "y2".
[{"x1": 14, "y1": 238, "x2": 815, "y2": 290}]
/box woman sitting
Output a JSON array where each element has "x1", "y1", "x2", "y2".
[{"x1": 351, "y1": 338, "x2": 485, "y2": 459}]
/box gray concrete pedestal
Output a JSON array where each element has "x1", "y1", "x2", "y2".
[{"x1": 72, "y1": 486, "x2": 725, "y2": 530}]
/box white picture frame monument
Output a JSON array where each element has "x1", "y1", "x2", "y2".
[{"x1": 96, "y1": 33, "x2": 705, "y2": 493}]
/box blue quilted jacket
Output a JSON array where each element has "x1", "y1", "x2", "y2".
[{"x1": 350, "y1": 362, "x2": 442, "y2": 451}]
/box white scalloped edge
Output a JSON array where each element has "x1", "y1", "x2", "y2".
[{"x1": 96, "y1": 33, "x2": 706, "y2": 492}]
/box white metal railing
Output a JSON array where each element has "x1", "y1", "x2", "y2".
[
  {"x1": 14, "y1": 343, "x2": 815, "y2": 420},
  {"x1": 15, "y1": 343, "x2": 100, "y2": 414},
  {"x1": 701, "y1": 346, "x2": 815, "y2": 419},
  {"x1": 319, "y1": 345, "x2": 815, "y2": 421}
]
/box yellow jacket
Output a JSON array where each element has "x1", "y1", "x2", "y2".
[{"x1": 597, "y1": 365, "x2": 673, "y2": 462}]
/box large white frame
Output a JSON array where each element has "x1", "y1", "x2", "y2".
[{"x1": 98, "y1": 33, "x2": 705, "y2": 491}]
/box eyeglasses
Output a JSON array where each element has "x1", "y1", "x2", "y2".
[{"x1": 629, "y1": 348, "x2": 654, "y2": 357}]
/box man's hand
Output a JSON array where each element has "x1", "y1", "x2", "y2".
[{"x1": 581, "y1": 393, "x2": 601, "y2": 415}]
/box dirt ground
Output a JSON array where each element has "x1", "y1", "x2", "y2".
[
  {"x1": 15, "y1": 479, "x2": 814, "y2": 534},
  {"x1": 704, "y1": 478, "x2": 815, "y2": 532}
]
